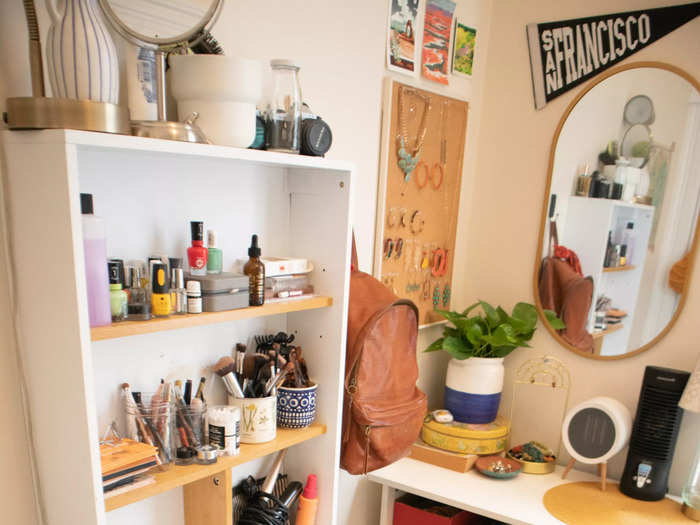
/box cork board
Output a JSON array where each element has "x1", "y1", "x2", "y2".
[
  {"x1": 374, "y1": 79, "x2": 469, "y2": 326},
  {"x1": 543, "y1": 482, "x2": 693, "y2": 524}
]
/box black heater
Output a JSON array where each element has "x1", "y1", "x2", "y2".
[{"x1": 620, "y1": 366, "x2": 690, "y2": 501}]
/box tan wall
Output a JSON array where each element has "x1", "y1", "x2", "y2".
[{"x1": 467, "y1": 0, "x2": 700, "y2": 493}]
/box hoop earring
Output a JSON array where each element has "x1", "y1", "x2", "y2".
[
  {"x1": 431, "y1": 248, "x2": 447, "y2": 277},
  {"x1": 415, "y1": 161, "x2": 429, "y2": 189},
  {"x1": 383, "y1": 238, "x2": 394, "y2": 259},
  {"x1": 430, "y1": 163, "x2": 444, "y2": 190}
]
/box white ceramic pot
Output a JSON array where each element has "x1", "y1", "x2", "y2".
[
  {"x1": 444, "y1": 357, "x2": 504, "y2": 424},
  {"x1": 45, "y1": 0, "x2": 119, "y2": 103},
  {"x1": 169, "y1": 55, "x2": 263, "y2": 148},
  {"x1": 228, "y1": 395, "x2": 276, "y2": 443}
]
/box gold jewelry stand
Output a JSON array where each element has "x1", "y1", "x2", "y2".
[{"x1": 5, "y1": 97, "x2": 130, "y2": 134}]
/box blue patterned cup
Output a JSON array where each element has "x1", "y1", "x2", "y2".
[{"x1": 276, "y1": 382, "x2": 317, "y2": 429}]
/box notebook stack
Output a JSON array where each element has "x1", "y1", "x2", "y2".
[{"x1": 101, "y1": 439, "x2": 158, "y2": 498}]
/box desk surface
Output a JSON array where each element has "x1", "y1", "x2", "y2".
[{"x1": 368, "y1": 458, "x2": 600, "y2": 525}]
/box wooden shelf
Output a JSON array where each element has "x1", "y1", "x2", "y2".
[
  {"x1": 105, "y1": 423, "x2": 326, "y2": 511},
  {"x1": 91, "y1": 296, "x2": 333, "y2": 341},
  {"x1": 603, "y1": 265, "x2": 636, "y2": 273},
  {"x1": 592, "y1": 323, "x2": 624, "y2": 339}
]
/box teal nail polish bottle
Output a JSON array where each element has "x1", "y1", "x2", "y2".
[{"x1": 207, "y1": 229, "x2": 223, "y2": 274}]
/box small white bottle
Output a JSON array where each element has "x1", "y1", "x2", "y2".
[
  {"x1": 187, "y1": 280, "x2": 202, "y2": 314},
  {"x1": 170, "y1": 268, "x2": 188, "y2": 315}
]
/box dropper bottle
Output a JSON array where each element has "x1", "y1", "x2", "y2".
[{"x1": 244, "y1": 234, "x2": 265, "y2": 306}]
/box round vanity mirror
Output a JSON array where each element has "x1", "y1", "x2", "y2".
[
  {"x1": 98, "y1": 0, "x2": 223, "y2": 141},
  {"x1": 535, "y1": 62, "x2": 700, "y2": 360},
  {"x1": 98, "y1": 0, "x2": 222, "y2": 46}
]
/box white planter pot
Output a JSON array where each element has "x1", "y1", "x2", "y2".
[
  {"x1": 445, "y1": 357, "x2": 504, "y2": 424},
  {"x1": 169, "y1": 55, "x2": 263, "y2": 148},
  {"x1": 45, "y1": 0, "x2": 119, "y2": 104}
]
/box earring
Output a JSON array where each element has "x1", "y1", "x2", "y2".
[
  {"x1": 395, "y1": 238, "x2": 404, "y2": 259},
  {"x1": 432, "y1": 284, "x2": 441, "y2": 307},
  {"x1": 442, "y1": 284, "x2": 451, "y2": 307},
  {"x1": 383, "y1": 238, "x2": 394, "y2": 259}
]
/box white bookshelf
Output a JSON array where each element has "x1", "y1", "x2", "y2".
[
  {"x1": 2, "y1": 129, "x2": 354, "y2": 525},
  {"x1": 561, "y1": 196, "x2": 653, "y2": 356}
]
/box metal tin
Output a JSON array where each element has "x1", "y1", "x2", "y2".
[
  {"x1": 506, "y1": 451, "x2": 556, "y2": 474},
  {"x1": 421, "y1": 415, "x2": 510, "y2": 455},
  {"x1": 196, "y1": 445, "x2": 218, "y2": 465}
]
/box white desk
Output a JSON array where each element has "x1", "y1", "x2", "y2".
[{"x1": 367, "y1": 458, "x2": 600, "y2": 525}]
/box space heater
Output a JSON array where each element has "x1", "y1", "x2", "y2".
[{"x1": 620, "y1": 366, "x2": 690, "y2": 501}]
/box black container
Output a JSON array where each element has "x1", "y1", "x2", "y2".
[
  {"x1": 619, "y1": 366, "x2": 690, "y2": 501},
  {"x1": 611, "y1": 182, "x2": 623, "y2": 200}
]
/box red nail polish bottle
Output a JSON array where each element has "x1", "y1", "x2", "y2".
[{"x1": 187, "y1": 221, "x2": 208, "y2": 276}]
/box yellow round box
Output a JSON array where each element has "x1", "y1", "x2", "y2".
[
  {"x1": 421, "y1": 415, "x2": 510, "y2": 455},
  {"x1": 506, "y1": 451, "x2": 556, "y2": 474}
]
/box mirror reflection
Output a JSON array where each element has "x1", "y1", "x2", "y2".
[{"x1": 538, "y1": 66, "x2": 700, "y2": 358}]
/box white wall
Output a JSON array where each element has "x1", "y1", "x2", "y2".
[{"x1": 0, "y1": 1, "x2": 492, "y2": 524}]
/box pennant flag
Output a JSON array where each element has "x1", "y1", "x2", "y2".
[{"x1": 527, "y1": 2, "x2": 700, "y2": 109}]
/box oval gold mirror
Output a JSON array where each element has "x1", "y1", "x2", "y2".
[{"x1": 535, "y1": 62, "x2": 700, "y2": 360}]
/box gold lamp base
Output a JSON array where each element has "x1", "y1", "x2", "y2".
[
  {"x1": 4, "y1": 97, "x2": 130, "y2": 134},
  {"x1": 683, "y1": 503, "x2": 700, "y2": 522}
]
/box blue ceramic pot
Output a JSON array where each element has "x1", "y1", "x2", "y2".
[{"x1": 277, "y1": 383, "x2": 317, "y2": 429}]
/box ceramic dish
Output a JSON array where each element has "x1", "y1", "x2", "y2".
[
  {"x1": 475, "y1": 455, "x2": 522, "y2": 479},
  {"x1": 507, "y1": 442, "x2": 557, "y2": 474}
]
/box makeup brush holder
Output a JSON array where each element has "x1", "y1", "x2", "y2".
[
  {"x1": 123, "y1": 393, "x2": 174, "y2": 469},
  {"x1": 228, "y1": 395, "x2": 277, "y2": 443},
  {"x1": 277, "y1": 382, "x2": 317, "y2": 429}
]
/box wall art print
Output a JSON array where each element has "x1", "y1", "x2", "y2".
[
  {"x1": 421, "y1": 0, "x2": 456, "y2": 85},
  {"x1": 387, "y1": 0, "x2": 420, "y2": 75},
  {"x1": 452, "y1": 22, "x2": 477, "y2": 77}
]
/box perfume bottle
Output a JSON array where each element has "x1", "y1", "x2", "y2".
[
  {"x1": 127, "y1": 266, "x2": 151, "y2": 321},
  {"x1": 108, "y1": 260, "x2": 128, "y2": 322},
  {"x1": 151, "y1": 263, "x2": 171, "y2": 317},
  {"x1": 188, "y1": 221, "x2": 208, "y2": 276},
  {"x1": 207, "y1": 229, "x2": 223, "y2": 274},
  {"x1": 170, "y1": 268, "x2": 188, "y2": 315},
  {"x1": 244, "y1": 234, "x2": 265, "y2": 306}
]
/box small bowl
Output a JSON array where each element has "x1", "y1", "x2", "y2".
[
  {"x1": 506, "y1": 451, "x2": 556, "y2": 474},
  {"x1": 277, "y1": 382, "x2": 317, "y2": 429},
  {"x1": 475, "y1": 455, "x2": 522, "y2": 479}
]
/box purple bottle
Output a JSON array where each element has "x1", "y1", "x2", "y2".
[{"x1": 81, "y1": 193, "x2": 111, "y2": 327}]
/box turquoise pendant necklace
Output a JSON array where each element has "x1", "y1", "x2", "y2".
[{"x1": 397, "y1": 87, "x2": 431, "y2": 182}]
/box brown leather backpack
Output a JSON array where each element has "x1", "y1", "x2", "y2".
[
  {"x1": 340, "y1": 238, "x2": 427, "y2": 474},
  {"x1": 539, "y1": 222, "x2": 594, "y2": 353}
]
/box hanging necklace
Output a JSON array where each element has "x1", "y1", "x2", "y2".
[{"x1": 397, "y1": 86, "x2": 431, "y2": 182}]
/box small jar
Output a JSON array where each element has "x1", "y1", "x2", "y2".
[
  {"x1": 207, "y1": 405, "x2": 240, "y2": 456},
  {"x1": 186, "y1": 280, "x2": 202, "y2": 314},
  {"x1": 123, "y1": 392, "x2": 174, "y2": 469},
  {"x1": 174, "y1": 401, "x2": 207, "y2": 457}
]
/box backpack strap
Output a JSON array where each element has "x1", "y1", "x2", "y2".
[{"x1": 351, "y1": 230, "x2": 359, "y2": 273}]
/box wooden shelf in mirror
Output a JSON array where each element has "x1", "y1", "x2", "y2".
[
  {"x1": 104, "y1": 423, "x2": 326, "y2": 511},
  {"x1": 602, "y1": 265, "x2": 636, "y2": 273},
  {"x1": 91, "y1": 296, "x2": 333, "y2": 341},
  {"x1": 592, "y1": 323, "x2": 624, "y2": 339}
]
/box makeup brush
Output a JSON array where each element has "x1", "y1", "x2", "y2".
[
  {"x1": 184, "y1": 379, "x2": 192, "y2": 405},
  {"x1": 214, "y1": 356, "x2": 245, "y2": 398},
  {"x1": 265, "y1": 362, "x2": 294, "y2": 396},
  {"x1": 194, "y1": 377, "x2": 206, "y2": 402}
]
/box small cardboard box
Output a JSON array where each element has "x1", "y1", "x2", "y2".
[
  {"x1": 393, "y1": 494, "x2": 480, "y2": 525},
  {"x1": 409, "y1": 439, "x2": 478, "y2": 473}
]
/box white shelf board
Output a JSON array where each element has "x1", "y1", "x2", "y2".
[
  {"x1": 369, "y1": 458, "x2": 602, "y2": 525},
  {"x1": 569, "y1": 195, "x2": 654, "y2": 211},
  {"x1": 1, "y1": 129, "x2": 355, "y2": 172}
]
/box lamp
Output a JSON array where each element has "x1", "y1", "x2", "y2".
[{"x1": 680, "y1": 357, "x2": 700, "y2": 521}]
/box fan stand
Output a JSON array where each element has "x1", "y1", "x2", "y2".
[{"x1": 562, "y1": 459, "x2": 607, "y2": 491}]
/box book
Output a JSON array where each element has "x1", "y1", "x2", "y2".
[{"x1": 104, "y1": 476, "x2": 155, "y2": 499}]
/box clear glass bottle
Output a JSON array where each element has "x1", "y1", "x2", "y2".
[
  {"x1": 683, "y1": 443, "x2": 700, "y2": 520},
  {"x1": 266, "y1": 59, "x2": 302, "y2": 154},
  {"x1": 127, "y1": 266, "x2": 151, "y2": 321},
  {"x1": 170, "y1": 268, "x2": 188, "y2": 315}
]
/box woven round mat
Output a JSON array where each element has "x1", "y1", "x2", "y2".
[{"x1": 543, "y1": 482, "x2": 693, "y2": 524}]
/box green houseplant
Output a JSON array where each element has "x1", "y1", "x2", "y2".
[
  {"x1": 427, "y1": 301, "x2": 564, "y2": 424},
  {"x1": 426, "y1": 301, "x2": 564, "y2": 359}
]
